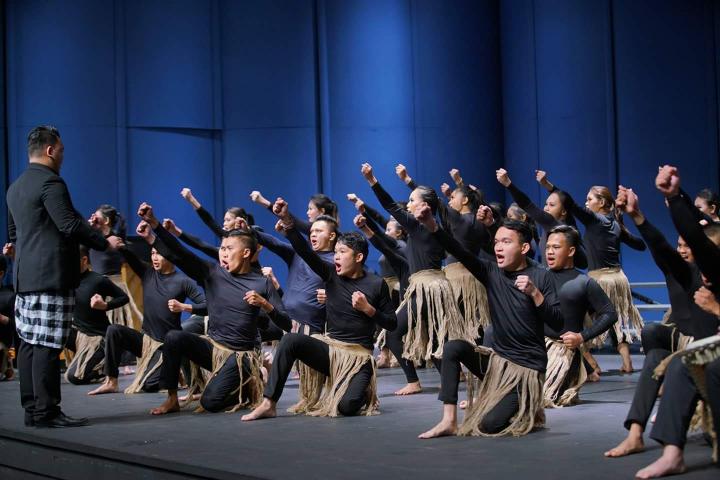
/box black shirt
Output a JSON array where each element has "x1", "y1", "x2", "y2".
[
  {"x1": 285, "y1": 226, "x2": 397, "y2": 350},
  {"x1": 73, "y1": 270, "x2": 129, "y2": 336},
  {"x1": 0, "y1": 286, "x2": 16, "y2": 345},
  {"x1": 153, "y1": 224, "x2": 290, "y2": 350},
  {"x1": 121, "y1": 248, "x2": 208, "y2": 342},
  {"x1": 364, "y1": 214, "x2": 410, "y2": 298}
]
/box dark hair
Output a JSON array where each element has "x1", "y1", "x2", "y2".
[
  {"x1": 548, "y1": 225, "x2": 580, "y2": 249},
  {"x1": 0, "y1": 255, "x2": 7, "y2": 273},
  {"x1": 310, "y1": 194, "x2": 338, "y2": 219},
  {"x1": 79, "y1": 245, "x2": 90, "y2": 260},
  {"x1": 386, "y1": 217, "x2": 407, "y2": 240},
  {"x1": 96, "y1": 204, "x2": 127, "y2": 237},
  {"x1": 697, "y1": 189, "x2": 720, "y2": 216},
  {"x1": 453, "y1": 186, "x2": 483, "y2": 212},
  {"x1": 413, "y1": 185, "x2": 440, "y2": 214},
  {"x1": 313, "y1": 214, "x2": 339, "y2": 235},
  {"x1": 226, "y1": 207, "x2": 255, "y2": 227},
  {"x1": 225, "y1": 229, "x2": 258, "y2": 255},
  {"x1": 337, "y1": 231, "x2": 368, "y2": 263},
  {"x1": 499, "y1": 219, "x2": 532, "y2": 245},
  {"x1": 703, "y1": 223, "x2": 720, "y2": 245},
  {"x1": 27, "y1": 125, "x2": 60, "y2": 157}
]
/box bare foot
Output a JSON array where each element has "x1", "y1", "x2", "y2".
[
  {"x1": 418, "y1": 419, "x2": 457, "y2": 439},
  {"x1": 150, "y1": 395, "x2": 180, "y2": 415},
  {"x1": 87, "y1": 379, "x2": 119, "y2": 395},
  {"x1": 3, "y1": 368, "x2": 14, "y2": 381},
  {"x1": 395, "y1": 382, "x2": 422, "y2": 396},
  {"x1": 241, "y1": 399, "x2": 277, "y2": 421},
  {"x1": 620, "y1": 365, "x2": 635, "y2": 374},
  {"x1": 459, "y1": 400, "x2": 468, "y2": 410},
  {"x1": 121, "y1": 366, "x2": 135, "y2": 376},
  {"x1": 635, "y1": 447, "x2": 686, "y2": 478},
  {"x1": 587, "y1": 370, "x2": 601, "y2": 382},
  {"x1": 377, "y1": 350, "x2": 391, "y2": 369},
  {"x1": 178, "y1": 393, "x2": 201, "y2": 402},
  {"x1": 605, "y1": 435, "x2": 645, "y2": 457}
]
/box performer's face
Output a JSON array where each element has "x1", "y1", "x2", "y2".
[
  {"x1": 333, "y1": 242, "x2": 363, "y2": 276},
  {"x1": 448, "y1": 190, "x2": 467, "y2": 212},
  {"x1": 219, "y1": 236, "x2": 252, "y2": 273},
  {"x1": 223, "y1": 211, "x2": 238, "y2": 231},
  {"x1": 585, "y1": 191, "x2": 604, "y2": 213},
  {"x1": 407, "y1": 190, "x2": 427, "y2": 216},
  {"x1": 310, "y1": 220, "x2": 336, "y2": 252},
  {"x1": 307, "y1": 201, "x2": 322, "y2": 222},
  {"x1": 676, "y1": 236, "x2": 694, "y2": 263},
  {"x1": 151, "y1": 248, "x2": 171, "y2": 272},
  {"x1": 494, "y1": 227, "x2": 529, "y2": 270},
  {"x1": 385, "y1": 219, "x2": 403, "y2": 239},
  {"x1": 545, "y1": 233, "x2": 575, "y2": 270},
  {"x1": 544, "y1": 192, "x2": 566, "y2": 221},
  {"x1": 694, "y1": 197, "x2": 716, "y2": 218}
]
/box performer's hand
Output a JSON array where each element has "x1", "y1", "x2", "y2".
[
  {"x1": 0, "y1": 313, "x2": 10, "y2": 325},
  {"x1": 274, "y1": 219, "x2": 290, "y2": 235},
  {"x1": 361, "y1": 163, "x2": 377, "y2": 185},
  {"x1": 496, "y1": 168, "x2": 511, "y2": 187},
  {"x1": 655, "y1": 165, "x2": 680, "y2": 198},
  {"x1": 90, "y1": 294, "x2": 108, "y2": 311},
  {"x1": 88, "y1": 212, "x2": 102, "y2": 229},
  {"x1": 535, "y1": 169, "x2": 554, "y2": 191},
  {"x1": 560, "y1": 331, "x2": 584, "y2": 350},
  {"x1": 162, "y1": 218, "x2": 181, "y2": 236},
  {"x1": 694, "y1": 286, "x2": 720, "y2": 317},
  {"x1": 137, "y1": 202, "x2": 159, "y2": 227},
  {"x1": 450, "y1": 168, "x2": 463, "y2": 186},
  {"x1": 167, "y1": 299, "x2": 189, "y2": 313},
  {"x1": 106, "y1": 235, "x2": 125, "y2": 251},
  {"x1": 351, "y1": 291, "x2": 375, "y2": 316},
  {"x1": 316, "y1": 288, "x2": 327, "y2": 305},
  {"x1": 440, "y1": 183, "x2": 452, "y2": 198},
  {"x1": 232, "y1": 217, "x2": 248, "y2": 230},
  {"x1": 476, "y1": 205, "x2": 494, "y2": 227},
  {"x1": 515, "y1": 275, "x2": 544, "y2": 306},
  {"x1": 353, "y1": 214, "x2": 367, "y2": 229},
  {"x1": 272, "y1": 197, "x2": 289, "y2": 220},
  {"x1": 250, "y1": 190, "x2": 272, "y2": 208},
  {"x1": 3, "y1": 243, "x2": 15, "y2": 259},
  {"x1": 244, "y1": 290, "x2": 272, "y2": 312},
  {"x1": 262, "y1": 267, "x2": 281, "y2": 291},
  {"x1": 136, "y1": 221, "x2": 156, "y2": 244},
  {"x1": 414, "y1": 204, "x2": 438, "y2": 232},
  {"x1": 395, "y1": 164, "x2": 410, "y2": 184},
  {"x1": 346, "y1": 193, "x2": 366, "y2": 212}
]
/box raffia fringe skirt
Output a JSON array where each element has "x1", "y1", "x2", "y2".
[{"x1": 586, "y1": 268, "x2": 643, "y2": 346}]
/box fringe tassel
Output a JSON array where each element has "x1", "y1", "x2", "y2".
[
  {"x1": 459, "y1": 347, "x2": 545, "y2": 437},
  {"x1": 107, "y1": 273, "x2": 143, "y2": 330},
  {"x1": 64, "y1": 331, "x2": 104, "y2": 382},
  {"x1": 444, "y1": 262, "x2": 491, "y2": 330},
  {"x1": 124, "y1": 335, "x2": 164, "y2": 394},
  {"x1": 289, "y1": 335, "x2": 378, "y2": 417},
  {"x1": 588, "y1": 268, "x2": 643, "y2": 344},
  {"x1": 543, "y1": 339, "x2": 586, "y2": 408},
  {"x1": 398, "y1": 269, "x2": 468, "y2": 363}
]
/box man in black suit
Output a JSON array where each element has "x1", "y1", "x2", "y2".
[{"x1": 4, "y1": 125, "x2": 123, "y2": 428}]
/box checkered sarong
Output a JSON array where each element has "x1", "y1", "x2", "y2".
[{"x1": 15, "y1": 292, "x2": 75, "y2": 349}]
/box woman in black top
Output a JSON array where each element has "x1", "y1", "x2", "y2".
[
  {"x1": 539, "y1": 171, "x2": 646, "y2": 373},
  {"x1": 250, "y1": 189, "x2": 339, "y2": 235}
]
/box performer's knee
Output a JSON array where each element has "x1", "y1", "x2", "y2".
[
  {"x1": 337, "y1": 397, "x2": 363, "y2": 417},
  {"x1": 480, "y1": 412, "x2": 507, "y2": 434},
  {"x1": 644, "y1": 348, "x2": 670, "y2": 370},
  {"x1": 442, "y1": 340, "x2": 467, "y2": 363},
  {"x1": 199, "y1": 392, "x2": 224, "y2": 413}
]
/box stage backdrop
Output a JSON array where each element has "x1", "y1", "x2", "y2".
[{"x1": 2, "y1": 0, "x2": 719, "y2": 311}]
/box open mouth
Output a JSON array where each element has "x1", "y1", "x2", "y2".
[
  {"x1": 495, "y1": 254, "x2": 505, "y2": 264},
  {"x1": 220, "y1": 260, "x2": 230, "y2": 270},
  {"x1": 335, "y1": 262, "x2": 342, "y2": 273}
]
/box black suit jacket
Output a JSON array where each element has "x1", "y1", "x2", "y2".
[{"x1": 6, "y1": 163, "x2": 108, "y2": 293}]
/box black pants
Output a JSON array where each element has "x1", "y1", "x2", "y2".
[
  {"x1": 439, "y1": 340, "x2": 520, "y2": 434},
  {"x1": 104, "y1": 324, "x2": 161, "y2": 392},
  {"x1": 385, "y1": 303, "x2": 443, "y2": 383},
  {"x1": 66, "y1": 346, "x2": 105, "y2": 386},
  {"x1": 159, "y1": 330, "x2": 255, "y2": 412},
  {"x1": 624, "y1": 322, "x2": 677, "y2": 430},
  {"x1": 18, "y1": 340, "x2": 62, "y2": 422},
  {"x1": 264, "y1": 333, "x2": 373, "y2": 416}
]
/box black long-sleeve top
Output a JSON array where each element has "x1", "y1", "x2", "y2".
[
  {"x1": 543, "y1": 268, "x2": 616, "y2": 342},
  {"x1": 177, "y1": 229, "x2": 264, "y2": 275},
  {"x1": 256, "y1": 230, "x2": 333, "y2": 331},
  {"x1": 362, "y1": 204, "x2": 408, "y2": 278},
  {"x1": 432, "y1": 228, "x2": 563, "y2": 372},
  {"x1": 668, "y1": 192, "x2": 720, "y2": 298},
  {"x1": 195, "y1": 206, "x2": 225, "y2": 239},
  {"x1": 370, "y1": 182, "x2": 445, "y2": 274},
  {"x1": 121, "y1": 247, "x2": 208, "y2": 342},
  {"x1": 559, "y1": 188, "x2": 646, "y2": 270},
  {"x1": 73, "y1": 270, "x2": 129, "y2": 336},
  {"x1": 506, "y1": 183, "x2": 588, "y2": 270},
  {"x1": 636, "y1": 217, "x2": 719, "y2": 339},
  {"x1": 285, "y1": 226, "x2": 397, "y2": 350},
  {"x1": 364, "y1": 214, "x2": 410, "y2": 298},
  {"x1": 89, "y1": 248, "x2": 126, "y2": 276},
  {"x1": 152, "y1": 224, "x2": 290, "y2": 350},
  {"x1": 0, "y1": 286, "x2": 16, "y2": 346}
]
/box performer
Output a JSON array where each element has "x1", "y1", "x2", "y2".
[
  {"x1": 362, "y1": 163, "x2": 469, "y2": 380},
  {"x1": 65, "y1": 246, "x2": 129, "y2": 385},
  {"x1": 251, "y1": 190, "x2": 339, "y2": 234},
  {"x1": 542, "y1": 225, "x2": 616, "y2": 408},
  {"x1": 241, "y1": 197, "x2": 397, "y2": 421},
  {"x1": 397, "y1": 165, "x2": 491, "y2": 334},
  {"x1": 414, "y1": 209, "x2": 562, "y2": 439},
  {"x1": 539, "y1": 171, "x2": 646, "y2": 372},
  {"x1": 0, "y1": 255, "x2": 17, "y2": 381},
  {"x1": 6, "y1": 125, "x2": 122, "y2": 427},
  {"x1": 88, "y1": 222, "x2": 207, "y2": 395},
  {"x1": 605, "y1": 186, "x2": 720, "y2": 458},
  {"x1": 135, "y1": 204, "x2": 290, "y2": 415},
  {"x1": 694, "y1": 188, "x2": 720, "y2": 223}
]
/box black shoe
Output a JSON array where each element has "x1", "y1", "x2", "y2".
[
  {"x1": 24, "y1": 414, "x2": 35, "y2": 427},
  {"x1": 35, "y1": 412, "x2": 89, "y2": 428}
]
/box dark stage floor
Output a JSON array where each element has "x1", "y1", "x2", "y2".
[{"x1": 0, "y1": 354, "x2": 717, "y2": 479}]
